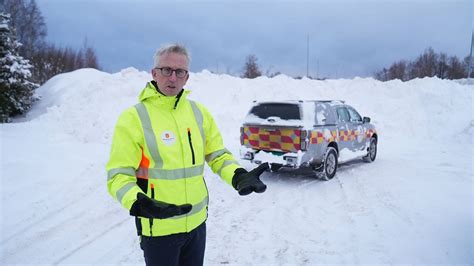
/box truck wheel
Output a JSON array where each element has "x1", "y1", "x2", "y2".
[
  {"x1": 363, "y1": 137, "x2": 377, "y2": 162},
  {"x1": 321, "y1": 147, "x2": 338, "y2": 181}
]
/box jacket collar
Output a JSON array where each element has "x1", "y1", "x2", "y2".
[{"x1": 138, "y1": 81, "x2": 191, "y2": 109}]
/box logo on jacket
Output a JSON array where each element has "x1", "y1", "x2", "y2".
[{"x1": 161, "y1": 130, "x2": 176, "y2": 146}]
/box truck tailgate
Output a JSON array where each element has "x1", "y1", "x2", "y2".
[{"x1": 241, "y1": 126, "x2": 302, "y2": 153}]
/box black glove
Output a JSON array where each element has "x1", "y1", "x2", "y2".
[
  {"x1": 232, "y1": 163, "x2": 269, "y2": 196},
  {"x1": 130, "y1": 193, "x2": 192, "y2": 219}
]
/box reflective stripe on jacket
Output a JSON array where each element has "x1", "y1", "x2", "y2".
[{"x1": 106, "y1": 82, "x2": 241, "y2": 236}]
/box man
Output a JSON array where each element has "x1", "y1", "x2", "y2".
[{"x1": 106, "y1": 43, "x2": 268, "y2": 266}]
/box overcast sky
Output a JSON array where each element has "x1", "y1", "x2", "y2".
[{"x1": 36, "y1": 0, "x2": 473, "y2": 78}]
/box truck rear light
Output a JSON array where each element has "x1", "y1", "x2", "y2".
[{"x1": 300, "y1": 130, "x2": 308, "y2": 151}]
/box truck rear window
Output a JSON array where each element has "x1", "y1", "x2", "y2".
[{"x1": 250, "y1": 103, "x2": 301, "y2": 120}]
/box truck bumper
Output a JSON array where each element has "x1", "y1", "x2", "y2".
[{"x1": 240, "y1": 146, "x2": 304, "y2": 168}]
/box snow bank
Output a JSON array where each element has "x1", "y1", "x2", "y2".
[
  {"x1": 1, "y1": 68, "x2": 472, "y2": 265},
  {"x1": 24, "y1": 69, "x2": 473, "y2": 148}
]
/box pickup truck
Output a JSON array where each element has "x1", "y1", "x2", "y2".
[{"x1": 240, "y1": 100, "x2": 378, "y2": 180}]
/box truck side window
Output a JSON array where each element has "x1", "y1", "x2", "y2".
[
  {"x1": 347, "y1": 107, "x2": 362, "y2": 123},
  {"x1": 336, "y1": 108, "x2": 350, "y2": 122},
  {"x1": 315, "y1": 103, "x2": 330, "y2": 125}
]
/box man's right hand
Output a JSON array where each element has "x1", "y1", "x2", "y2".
[{"x1": 130, "y1": 193, "x2": 192, "y2": 219}]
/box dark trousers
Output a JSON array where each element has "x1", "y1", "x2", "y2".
[{"x1": 140, "y1": 223, "x2": 206, "y2": 266}]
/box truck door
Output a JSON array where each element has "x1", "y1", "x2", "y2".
[
  {"x1": 346, "y1": 106, "x2": 365, "y2": 151},
  {"x1": 335, "y1": 107, "x2": 351, "y2": 152}
]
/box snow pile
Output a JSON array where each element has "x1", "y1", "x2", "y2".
[
  {"x1": 1, "y1": 68, "x2": 473, "y2": 265},
  {"x1": 24, "y1": 69, "x2": 473, "y2": 148}
]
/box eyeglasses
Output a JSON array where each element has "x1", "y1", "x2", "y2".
[{"x1": 155, "y1": 67, "x2": 188, "y2": 78}]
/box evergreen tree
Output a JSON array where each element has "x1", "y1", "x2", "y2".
[{"x1": 0, "y1": 13, "x2": 38, "y2": 123}]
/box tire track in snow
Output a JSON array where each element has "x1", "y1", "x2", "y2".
[
  {"x1": 307, "y1": 177, "x2": 346, "y2": 264},
  {"x1": 267, "y1": 172, "x2": 320, "y2": 264},
  {"x1": 266, "y1": 171, "x2": 339, "y2": 264},
  {"x1": 52, "y1": 217, "x2": 129, "y2": 265},
  {"x1": 334, "y1": 175, "x2": 361, "y2": 265},
  {"x1": 337, "y1": 159, "x2": 406, "y2": 264},
  {"x1": 210, "y1": 171, "x2": 318, "y2": 264},
  {"x1": 1, "y1": 203, "x2": 71, "y2": 245},
  {"x1": 2, "y1": 160, "x2": 103, "y2": 246},
  {"x1": 349, "y1": 172, "x2": 393, "y2": 264},
  {"x1": 1, "y1": 183, "x2": 103, "y2": 246},
  {"x1": 1, "y1": 208, "x2": 89, "y2": 263}
]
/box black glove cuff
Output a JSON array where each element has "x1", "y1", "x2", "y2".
[
  {"x1": 129, "y1": 200, "x2": 140, "y2": 216},
  {"x1": 129, "y1": 193, "x2": 148, "y2": 216},
  {"x1": 232, "y1": 168, "x2": 248, "y2": 189}
]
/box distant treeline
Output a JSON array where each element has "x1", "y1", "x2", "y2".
[{"x1": 374, "y1": 47, "x2": 471, "y2": 81}]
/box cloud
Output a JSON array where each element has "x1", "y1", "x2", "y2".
[{"x1": 38, "y1": 0, "x2": 472, "y2": 78}]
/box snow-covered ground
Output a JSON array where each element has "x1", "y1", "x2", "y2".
[{"x1": 1, "y1": 68, "x2": 473, "y2": 265}]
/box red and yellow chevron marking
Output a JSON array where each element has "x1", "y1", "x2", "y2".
[
  {"x1": 339, "y1": 129, "x2": 360, "y2": 141},
  {"x1": 309, "y1": 130, "x2": 338, "y2": 144},
  {"x1": 310, "y1": 131, "x2": 323, "y2": 144},
  {"x1": 327, "y1": 130, "x2": 337, "y2": 142},
  {"x1": 242, "y1": 126, "x2": 301, "y2": 152},
  {"x1": 366, "y1": 129, "x2": 376, "y2": 138}
]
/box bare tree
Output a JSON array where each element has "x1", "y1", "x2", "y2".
[
  {"x1": 388, "y1": 60, "x2": 407, "y2": 81},
  {"x1": 375, "y1": 47, "x2": 468, "y2": 81},
  {"x1": 242, "y1": 54, "x2": 262, "y2": 79},
  {"x1": 374, "y1": 68, "x2": 389, "y2": 81},
  {"x1": 84, "y1": 46, "x2": 99, "y2": 69},
  {"x1": 446, "y1": 56, "x2": 466, "y2": 79},
  {"x1": 3, "y1": 0, "x2": 46, "y2": 58},
  {"x1": 30, "y1": 41, "x2": 101, "y2": 84},
  {"x1": 80, "y1": 38, "x2": 99, "y2": 69},
  {"x1": 409, "y1": 47, "x2": 438, "y2": 79},
  {"x1": 436, "y1": 53, "x2": 448, "y2": 79},
  {"x1": 74, "y1": 47, "x2": 85, "y2": 69}
]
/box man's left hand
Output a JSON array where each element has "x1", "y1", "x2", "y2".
[{"x1": 232, "y1": 163, "x2": 269, "y2": 196}]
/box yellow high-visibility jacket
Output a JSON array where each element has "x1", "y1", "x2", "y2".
[{"x1": 106, "y1": 82, "x2": 241, "y2": 236}]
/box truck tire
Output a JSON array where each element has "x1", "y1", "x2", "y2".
[
  {"x1": 363, "y1": 137, "x2": 377, "y2": 162},
  {"x1": 321, "y1": 147, "x2": 338, "y2": 181}
]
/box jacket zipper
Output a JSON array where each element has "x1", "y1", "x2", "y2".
[
  {"x1": 187, "y1": 128, "x2": 196, "y2": 165},
  {"x1": 202, "y1": 177, "x2": 209, "y2": 219},
  {"x1": 149, "y1": 183, "x2": 155, "y2": 237}
]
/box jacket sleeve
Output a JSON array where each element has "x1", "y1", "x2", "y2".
[
  {"x1": 199, "y1": 104, "x2": 241, "y2": 186},
  {"x1": 106, "y1": 108, "x2": 144, "y2": 211}
]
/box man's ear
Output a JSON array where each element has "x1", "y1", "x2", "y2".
[{"x1": 151, "y1": 68, "x2": 157, "y2": 79}]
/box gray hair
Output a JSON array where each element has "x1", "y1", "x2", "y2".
[{"x1": 153, "y1": 43, "x2": 191, "y2": 68}]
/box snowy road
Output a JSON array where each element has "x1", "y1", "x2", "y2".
[
  {"x1": 1, "y1": 69, "x2": 472, "y2": 265},
  {"x1": 205, "y1": 139, "x2": 473, "y2": 265},
  {"x1": 1, "y1": 127, "x2": 471, "y2": 265}
]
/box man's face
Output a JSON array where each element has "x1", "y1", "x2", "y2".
[{"x1": 152, "y1": 52, "x2": 189, "y2": 96}]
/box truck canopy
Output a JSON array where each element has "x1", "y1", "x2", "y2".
[{"x1": 243, "y1": 100, "x2": 339, "y2": 128}]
